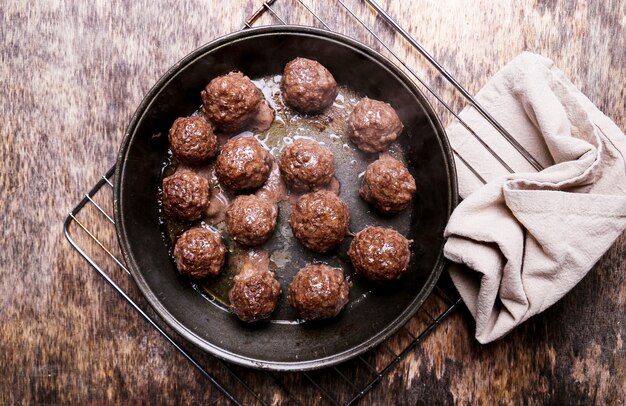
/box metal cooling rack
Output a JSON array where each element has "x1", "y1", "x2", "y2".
[{"x1": 64, "y1": 0, "x2": 544, "y2": 404}]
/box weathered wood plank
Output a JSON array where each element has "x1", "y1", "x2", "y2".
[{"x1": 0, "y1": 0, "x2": 623, "y2": 404}]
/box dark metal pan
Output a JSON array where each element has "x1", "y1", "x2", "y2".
[{"x1": 114, "y1": 26, "x2": 457, "y2": 371}]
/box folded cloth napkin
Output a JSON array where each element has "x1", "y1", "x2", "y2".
[{"x1": 443, "y1": 52, "x2": 626, "y2": 344}]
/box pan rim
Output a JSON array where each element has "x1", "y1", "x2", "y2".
[{"x1": 114, "y1": 25, "x2": 458, "y2": 371}]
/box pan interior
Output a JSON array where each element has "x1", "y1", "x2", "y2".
[{"x1": 115, "y1": 27, "x2": 456, "y2": 370}]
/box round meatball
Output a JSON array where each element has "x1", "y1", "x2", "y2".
[
  {"x1": 215, "y1": 137, "x2": 272, "y2": 191},
  {"x1": 225, "y1": 195, "x2": 278, "y2": 247},
  {"x1": 201, "y1": 72, "x2": 262, "y2": 132},
  {"x1": 168, "y1": 116, "x2": 217, "y2": 164},
  {"x1": 360, "y1": 156, "x2": 416, "y2": 214},
  {"x1": 289, "y1": 191, "x2": 349, "y2": 253},
  {"x1": 279, "y1": 139, "x2": 334, "y2": 192},
  {"x1": 173, "y1": 227, "x2": 226, "y2": 279},
  {"x1": 347, "y1": 97, "x2": 404, "y2": 153},
  {"x1": 281, "y1": 58, "x2": 338, "y2": 113},
  {"x1": 288, "y1": 264, "x2": 350, "y2": 320},
  {"x1": 229, "y1": 268, "x2": 281, "y2": 322},
  {"x1": 348, "y1": 227, "x2": 411, "y2": 282},
  {"x1": 162, "y1": 171, "x2": 210, "y2": 221}
]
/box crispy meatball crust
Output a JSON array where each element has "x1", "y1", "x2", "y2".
[
  {"x1": 348, "y1": 227, "x2": 411, "y2": 282},
  {"x1": 168, "y1": 116, "x2": 217, "y2": 164},
  {"x1": 225, "y1": 195, "x2": 278, "y2": 247},
  {"x1": 229, "y1": 269, "x2": 281, "y2": 322},
  {"x1": 201, "y1": 72, "x2": 262, "y2": 133},
  {"x1": 161, "y1": 171, "x2": 210, "y2": 221},
  {"x1": 288, "y1": 264, "x2": 351, "y2": 320},
  {"x1": 359, "y1": 156, "x2": 417, "y2": 214},
  {"x1": 281, "y1": 58, "x2": 338, "y2": 113},
  {"x1": 289, "y1": 190, "x2": 349, "y2": 253},
  {"x1": 215, "y1": 137, "x2": 272, "y2": 192},
  {"x1": 173, "y1": 227, "x2": 226, "y2": 279},
  {"x1": 279, "y1": 139, "x2": 335, "y2": 192},
  {"x1": 347, "y1": 97, "x2": 404, "y2": 153}
]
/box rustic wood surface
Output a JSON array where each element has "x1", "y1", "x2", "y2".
[{"x1": 1, "y1": 0, "x2": 624, "y2": 404}]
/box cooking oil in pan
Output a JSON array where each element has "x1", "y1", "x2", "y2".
[{"x1": 158, "y1": 74, "x2": 408, "y2": 321}]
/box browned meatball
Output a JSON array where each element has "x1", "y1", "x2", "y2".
[
  {"x1": 360, "y1": 156, "x2": 416, "y2": 214},
  {"x1": 229, "y1": 268, "x2": 281, "y2": 322},
  {"x1": 289, "y1": 191, "x2": 349, "y2": 253},
  {"x1": 347, "y1": 98, "x2": 404, "y2": 153},
  {"x1": 281, "y1": 58, "x2": 338, "y2": 113},
  {"x1": 225, "y1": 195, "x2": 278, "y2": 247},
  {"x1": 168, "y1": 116, "x2": 217, "y2": 164},
  {"x1": 162, "y1": 171, "x2": 210, "y2": 221},
  {"x1": 173, "y1": 227, "x2": 226, "y2": 279},
  {"x1": 279, "y1": 139, "x2": 334, "y2": 192},
  {"x1": 215, "y1": 137, "x2": 272, "y2": 192},
  {"x1": 348, "y1": 227, "x2": 411, "y2": 282},
  {"x1": 201, "y1": 72, "x2": 262, "y2": 132},
  {"x1": 288, "y1": 264, "x2": 350, "y2": 320}
]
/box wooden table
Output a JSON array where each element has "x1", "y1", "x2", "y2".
[{"x1": 1, "y1": 0, "x2": 624, "y2": 404}]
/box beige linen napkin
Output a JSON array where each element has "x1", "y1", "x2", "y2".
[{"x1": 443, "y1": 52, "x2": 626, "y2": 344}]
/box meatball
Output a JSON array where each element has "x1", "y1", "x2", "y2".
[
  {"x1": 360, "y1": 156, "x2": 416, "y2": 214},
  {"x1": 288, "y1": 264, "x2": 350, "y2": 320},
  {"x1": 279, "y1": 139, "x2": 334, "y2": 192},
  {"x1": 250, "y1": 100, "x2": 275, "y2": 132},
  {"x1": 289, "y1": 190, "x2": 349, "y2": 253},
  {"x1": 281, "y1": 58, "x2": 338, "y2": 113},
  {"x1": 201, "y1": 72, "x2": 263, "y2": 133},
  {"x1": 215, "y1": 136, "x2": 272, "y2": 191},
  {"x1": 348, "y1": 227, "x2": 411, "y2": 282},
  {"x1": 225, "y1": 195, "x2": 278, "y2": 247},
  {"x1": 162, "y1": 170, "x2": 210, "y2": 221},
  {"x1": 347, "y1": 97, "x2": 404, "y2": 153},
  {"x1": 229, "y1": 268, "x2": 281, "y2": 322},
  {"x1": 168, "y1": 116, "x2": 217, "y2": 164},
  {"x1": 173, "y1": 227, "x2": 226, "y2": 279}
]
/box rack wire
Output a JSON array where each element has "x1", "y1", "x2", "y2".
[{"x1": 63, "y1": 0, "x2": 541, "y2": 404}]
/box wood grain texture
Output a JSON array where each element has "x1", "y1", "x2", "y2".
[{"x1": 1, "y1": 0, "x2": 624, "y2": 404}]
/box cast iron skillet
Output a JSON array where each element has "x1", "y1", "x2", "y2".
[{"x1": 114, "y1": 26, "x2": 457, "y2": 371}]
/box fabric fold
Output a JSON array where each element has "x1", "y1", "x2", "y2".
[{"x1": 443, "y1": 52, "x2": 626, "y2": 343}]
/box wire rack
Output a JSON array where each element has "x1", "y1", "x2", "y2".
[{"x1": 64, "y1": 0, "x2": 545, "y2": 404}]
